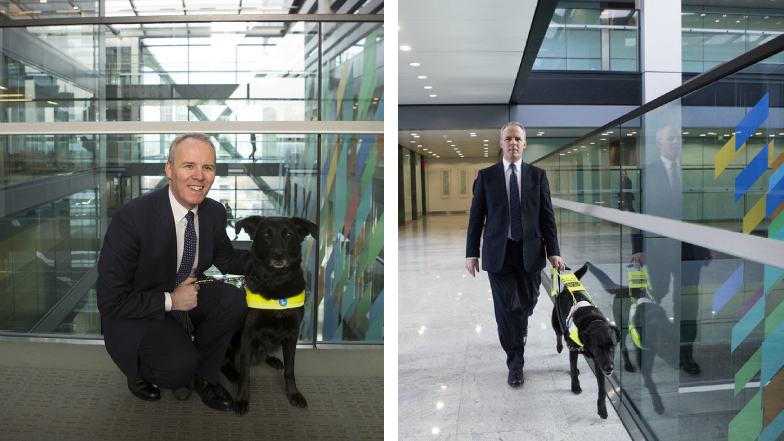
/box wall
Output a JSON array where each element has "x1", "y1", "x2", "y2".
[{"x1": 426, "y1": 158, "x2": 496, "y2": 213}]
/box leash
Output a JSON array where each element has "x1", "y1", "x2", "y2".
[{"x1": 194, "y1": 276, "x2": 246, "y2": 285}]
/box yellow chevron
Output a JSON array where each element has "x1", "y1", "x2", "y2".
[
  {"x1": 715, "y1": 135, "x2": 745, "y2": 178},
  {"x1": 743, "y1": 196, "x2": 766, "y2": 234}
]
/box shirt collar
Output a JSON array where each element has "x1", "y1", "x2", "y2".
[
  {"x1": 660, "y1": 156, "x2": 677, "y2": 170},
  {"x1": 502, "y1": 158, "x2": 523, "y2": 171},
  {"x1": 168, "y1": 187, "x2": 199, "y2": 223}
]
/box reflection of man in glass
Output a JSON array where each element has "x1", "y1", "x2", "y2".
[
  {"x1": 633, "y1": 124, "x2": 708, "y2": 375},
  {"x1": 619, "y1": 170, "x2": 634, "y2": 211}
]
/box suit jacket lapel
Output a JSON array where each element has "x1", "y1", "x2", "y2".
[
  {"x1": 152, "y1": 186, "x2": 178, "y2": 284},
  {"x1": 197, "y1": 203, "x2": 211, "y2": 275}
]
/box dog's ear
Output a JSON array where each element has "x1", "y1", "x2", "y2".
[
  {"x1": 610, "y1": 323, "x2": 621, "y2": 345},
  {"x1": 235, "y1": 216, "x2": 265, "y2": 237},
  {"x1": 575, "y1": 263, "x2": 589, "y2": 280},
  {"x1": 292, "y1": 217, "x2": 318, "y2": 240}
]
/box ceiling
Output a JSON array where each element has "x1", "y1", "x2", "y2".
[
  {"x1": 398, "y1": 0, "x2": 540, "y2": 105},
  {"x1": 398, "y1": 127, "x2": 592, "y2": 160}
]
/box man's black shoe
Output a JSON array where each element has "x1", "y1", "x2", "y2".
[
  {"x1": 680, "y1": 359, "x2": 702, "y2": 375},
  {"x1": 508, "y1": 368, "x2": 524, "y2": 388},
  {"x1": 127, "y1": 378, "x2": 161, "y2": 401},
  {"x1": 194, "y1": 377, "x2": 233, "y2": 411}
]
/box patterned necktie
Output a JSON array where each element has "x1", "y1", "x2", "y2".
[
  {"x1": 174, "y1": 211, "x2": 196, "y2": 334},
  {"x1": 509, "y1": 164, "x2": 523, "y2": 241}
]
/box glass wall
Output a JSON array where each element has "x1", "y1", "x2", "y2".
[
  {"x1": 534, "y1": 6, "x2": 639, "y2": 72},
  {"x1": 535, "y1": 46, "x2": 784, "y2": 440},
  {"x1": 0, "y1": 13, "x2": 383, "y2": 344},
  {"x1": 683, "y1": 10, "x2": 784, "y2": 73}
]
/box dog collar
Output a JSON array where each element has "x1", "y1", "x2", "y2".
[{"x1": 245, "y1": 286, "x2": 305, "y2": 310}]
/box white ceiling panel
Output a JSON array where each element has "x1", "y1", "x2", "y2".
[{"x1": 399, "y1": 0, "x2": 539, "y2": 105}]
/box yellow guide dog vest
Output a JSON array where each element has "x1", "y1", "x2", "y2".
[{"x1": 245, "y1": 286, "x2": 305, "y2": 310}]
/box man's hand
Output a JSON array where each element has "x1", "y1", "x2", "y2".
[
  {"x1": 548, "y1": 255, "x2": 567, "y2": 272},
  {"x1": 630, "y1": 252, "x2": 645, "y2": 265},
  {"x1": 171, "y1": 276, "x2": 199, "y2": 311},
  {"x1": 466, "y1": 258, "x2": 480, "y2": 277}
]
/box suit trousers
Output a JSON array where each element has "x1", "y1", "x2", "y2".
[
  {"x1": 487, "y1": 239, "x2": 541, "y2": 370},
  {"x1": 136, "y1": 282, "x2": 247, "y2": 387}
]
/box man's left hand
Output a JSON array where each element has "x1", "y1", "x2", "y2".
[{"x1": 548, "y1": 255, "x2": 567, "y2": 272}]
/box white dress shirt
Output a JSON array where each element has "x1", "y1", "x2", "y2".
[{"x1": 164, "y1": 188, "x2": 200, "y2": 311}]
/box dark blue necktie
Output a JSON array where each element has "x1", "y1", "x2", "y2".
[
  {"x1": 176, "y1": 211, "x2": 196, "y2": 285},
  {"x1": 509, "y1": 164, "x2": 523, "y2": 241},
  {"x1": 174, "y1": 211, "x2": 196, "y2": 334}
]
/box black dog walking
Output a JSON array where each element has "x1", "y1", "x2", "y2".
[
  {"x1": 222, "y1": 216, "x2": 318, "y2": 415},
  {"x1": 551, "y1": 264, "x2": 620, "y2": 419}
]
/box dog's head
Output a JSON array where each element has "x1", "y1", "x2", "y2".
[
  {"x1": 580, "y1": 321, "x2": 620, "y2": 376},
  {"x1": 235, "y1": 216, "x2": 318, "y2": 269}
]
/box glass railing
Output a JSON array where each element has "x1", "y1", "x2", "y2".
[
  {"x1": 0, "y1": 11, "x2": 383, "y2": 344},
  {"x1": 534, "y1": 35, "x2": 784, "y2": 441}
]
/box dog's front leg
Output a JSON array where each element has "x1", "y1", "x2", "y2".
[
  {"x1": 640, "y1": 349, "x2": 664, "y2": 414},
  {"x1": 234, "y1": 333, "x2": 252, "y2": 415},
  {"x1": 569, "y1": 351, "x2": 582, "y2": 394},
  {"x1": 595, "y1": 368, "x2": 608, "y2": 419},
  {"x1": 282, "y1": 336, "x2": 307, "y2": 408}
]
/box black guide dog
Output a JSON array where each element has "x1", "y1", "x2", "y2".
[
  {"x1": 584, "y1": 262, "x2": 675, "y2": 414},
  {"x1": 222, "y1": 216, "x2": 318, "y2": 415},
  {"x1": 551, "y1": 263, "x2": 620, "y2": 419}
]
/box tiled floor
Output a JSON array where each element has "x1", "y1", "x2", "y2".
[{"x1": 398, "y1": 213, "x2": 632, "y2": 441}]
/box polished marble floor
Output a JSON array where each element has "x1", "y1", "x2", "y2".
[{"x1": 398, "y1": 213, "x2": 633, "y2": 441}]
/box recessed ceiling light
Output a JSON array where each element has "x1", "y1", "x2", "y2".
[
  {"x1": 483, "y1": 139, "x2": 489, "y2": 142},
  {"x1": 429, "y1": 94, "x2": 437, "y2": 98},
  {"x1": 417, "y1": 75, "x2": 427, "y2": 80},
  {"x1": 417, "y1": 144, "x2": 422, "y2": 147},
  {"x1": 469, "y1": 132, "x2": 477, "y2": 136},
  {"x1": 400, "y1": 45, "x2": 412, "y2": 51},
  {"x1": 424, "y1": 86, "x2": 433, "y2": 90},
  {"x1": 683, "y1": 131, "x2": 689, "y2": 135},
  {"x1": 409, "y1": 62, "x2": 421, "y2": 67},
  {"x1": 409, "y1": 141, "x2": 415, "y2": 143}
]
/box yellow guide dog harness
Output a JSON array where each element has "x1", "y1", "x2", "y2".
[
  {"x1": 627, "y1": 266, "x2": 653, "y2": 349},
  {"x1": 245, "y1": 286, "x2": 305, "y2": 310},
  {"x1": 551, "y1": 268, "x2": 595, "y2": 350}
]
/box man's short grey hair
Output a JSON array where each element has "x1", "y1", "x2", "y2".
[
  {"x1": 167, "y1": 133, "x2": 216, "y2": 163},
  {"x1": 500, "y1": 122, "x2": 527, "y2": 140}
]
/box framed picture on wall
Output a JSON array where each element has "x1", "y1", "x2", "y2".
[
  {"x1": 458, "y1": 169, "x2": 468, "y2": 197},
  {"x1": 441, "y1": 170, "x2": 450, "y2": 198}
]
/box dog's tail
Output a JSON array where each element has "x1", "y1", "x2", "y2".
[{"x1": 585, "y1": 262, "x2": 623, "y2": 292}]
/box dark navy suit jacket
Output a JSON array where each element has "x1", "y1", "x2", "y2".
[
  {"x1": 96, "y1": 186, "x2": 248, "y2": 379},
  {"x1": 466, "y1": 161, "x2": 560, "y2": 273}
]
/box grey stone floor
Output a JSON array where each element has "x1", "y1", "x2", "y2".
[
  {"x1": 0, "y1": 340, "x2": 382, "y2": 441},
  {"x1": 398, "y1": 214, "x2": 633, "y2": 441}
]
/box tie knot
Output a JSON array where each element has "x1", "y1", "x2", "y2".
[
  {"x1": 510, "y1": 163, "x2": 517, "y2": 173},
  {"x1": 186, "y1": 211, "x2": 194, "y2": 222}
]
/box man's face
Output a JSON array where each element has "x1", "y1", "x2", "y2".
[
  {"x1": 500, "y1": 125, "x2": 527, "y2": 162},
  {"x1": 656, "y1": 126, "x2": 681, "y2": 161},
  {"x1": 165, "y1": 137, "x2": 216, "y2": 209}
]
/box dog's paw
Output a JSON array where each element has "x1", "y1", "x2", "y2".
[
  {"x1": 571, "y1": 384, "x2": 582, "y2": 394},
  {"x1": 265, "y1": 356, "x2": 284, "y2": 370},
  {"x1": 598, "y1": 407, "x2": 608, "y2": 419},
  {"x1": 288, "y1": 392, "x2": 308, "y2": 408},
  {"x1": 234, "y1": 400, "x2": 249, "y2": 415},
  {"x1": 556, "y1": 343, "x2": 563, "y2": 353}
]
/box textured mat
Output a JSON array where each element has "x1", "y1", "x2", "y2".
[{"x1": 0, "y1": 342, "x2": 383, "y2": 441}]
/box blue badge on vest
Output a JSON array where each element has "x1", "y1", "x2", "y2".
[{"x1": 279, "y1": 298, "x2": 288, "y2": 307}]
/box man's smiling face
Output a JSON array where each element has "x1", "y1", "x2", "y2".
[{"x1": 165, "y1": 137, "x2": 216, "y2": 210}]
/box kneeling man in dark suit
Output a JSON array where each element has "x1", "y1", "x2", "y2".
[
  {"x1": 466, "y1": 122, "x2": 566, "y2": 388},
  {"x1": 97, "y1": 133, "x2": 249, "y2": 411}
]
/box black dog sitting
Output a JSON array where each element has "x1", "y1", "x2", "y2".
[
  {"x1": 551, "y1": 263, "x2": 620, "y2": 419},
  {"x1": 222, "y1": 216, "x2": 318, "y2": 415}
]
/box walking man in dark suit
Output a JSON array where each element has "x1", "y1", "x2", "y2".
[
  {"x1": 97, "y1": 133, "x2": 249, "y2": 411},
  {"x1": 466, "y1": 121, "x2": 566, "y2": 388}
]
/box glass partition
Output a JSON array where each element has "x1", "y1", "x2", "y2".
[
  {"x1": 535, "y1": 40, "x2": 784, "y2": 440},
  {"x1": 0, "y1": 12, "x2": 383, "y2": 344}
]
